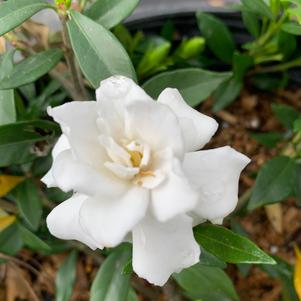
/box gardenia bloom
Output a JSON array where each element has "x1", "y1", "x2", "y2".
[{"x1": 42, "y1": 75, "x2": 250, "y2": 286}]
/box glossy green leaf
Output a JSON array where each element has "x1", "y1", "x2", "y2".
[
  {"x1": 174, "y1": 263, "x2": 239, "y2": 301},
  {"x1": 0, "y1": 49, "x2": 63, "y2": 89},
  {"x1": 241, "y1": 0, "x2": 274, "y2": 19},
  {"x1": 173, "y1": 37, "x2": 206, "y2": 60},
  {"x1": 85, "y1": 0, "x2": 139, "y2": 29},
  {"x1": 199, "y1": 247, "x2": 227, "y2": 269},
  {"x1": 0, "y1": 120, "x2": 59, "y2": 167},
  {"x1": 0, "y1": 0, "x2": 52, "y2": 36},
  {"x1": 194, "y1": 224, "x2": 276, "y2": 264},
  {"x1": 18, "y1": 223, "x2": 50, "y2": 252},
  {"x1": 196, "y1": 12, "x2": 235, "y2": 64},
  {"x1": 0, "y1": 223, "x2": 23, "y2": 255},
  {"x1": 14, "y1": 179, "x2": 42, "y2": 231},
  {"x1": 56, "y1": 251, "x2": 78, "y2": 301},
  {"x1": 248, "y1": 156, "x2": 296, "y2": 210},
  {"x1": 143, "y1": 68, "x2": 231, "y2": 107},
  {"x1": 272, "y1": 103, "x2": 300, "y2": 130},
  {"x1": 251, "y1": 132, "x2": 283, "y2": 149},
  {"x1": 91, "y1": 244, "x2": 131, "y2": 301},
  {"x1": 241, "y1": 9, "x2": 260, "y2": 37},
  {"x1": 67, "y1": 10, "x2": 136, "y2": 88}
]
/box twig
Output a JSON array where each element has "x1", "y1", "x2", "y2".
[
  {"x1": 0, "y1": 199, "x2": 18, "y2": 214},
  {"x1": 59, "y1": 14, "x2": 89, "y2": 100}
]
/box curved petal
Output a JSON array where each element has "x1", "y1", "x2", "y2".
[
  {"x1": 125, "y1": 102, "x2": 184, "y2": 158},
  {"x1": 151, "y1": 159, "x2": 198, "y2": 222},
  {"x1": 132, "y1": 214, "x2": 200, "y2": 286},
  {"x1": 157, "y1": 88, "x2": 218, "y2": 152},
  {"x1": 48, "y1": 101, "x2": 105, "y2": 168},
  {"x1": 183, "y1": 146, "x2": 251, "y2": 224},
  {"x1": 52, "y1": 150, "x2": 129, "y2": 196},
  {"x1": 79, "y1": 186, "x2": 149, "y2": 248},
  {"x1": 41, "y1": 134, "x2": 70, "y2": 187},
  {"x1": 96, "y1": 76, "x2": 153, "y2": 139},
  {"x1": 46, "y1": 194, "x2": 101, "y2": 250}
]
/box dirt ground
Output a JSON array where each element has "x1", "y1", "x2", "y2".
[{"x1": 0, "y1": 85, "x2": 301, "y2": 301}]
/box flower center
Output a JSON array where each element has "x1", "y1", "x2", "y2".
[{"x1": 128, "y1": 150, "x2": 142, "y2": 168}]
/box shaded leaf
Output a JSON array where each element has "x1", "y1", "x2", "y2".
[
  {"x1": 67, "y1": 10, "x2": 136, "y2": 88},
  {"x1": 0, "y1": 223, "x2": 23, "y2": 255},
  {"x1": 251, "y1": 132, "x2": 283, "y2": 149},
  {"x1": 272, "y1": 103, "x2": 300, "y2": 130},
  {"x1": 0, "y1": 175, "x2": 25, "y2": 197},
  {"x1": 85, "y1": 0, "x2": 139, "y2": 29},
  {"x1": 0, "y1": 215, "x2": 16, "y2": 232},
  {"x1": 143, "y1": 68, "x2": 231, "y2": 107},
  {"x1": 248, "y1": 156, "x2": 296, "y2": 210},
  {"x1": 241, "y1": 0, "x2": 273, "y2": 19}
]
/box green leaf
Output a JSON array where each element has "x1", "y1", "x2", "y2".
[
  {"x1": 143, "y1": 68, "x2": 231, "y2": 107},
  {"x1": 241, "y1": 0, "x2": 274, "y2": 19},
  {"x1": 0, "y1": 49, "x2": 63, "y2": 89},
  {"x1": 248, "y1": 156, "x2": 296, "y2": 210},
  {"x1": 272, "y1": 103, "x2": 300, "y2": 130},
  {"x1": 173, "y1": 37, "x2": 206, "y2": 60},
  {"x1": 0, "y1": 223, "x2": 23, "y2": 255},
  {"x1": 91, "y1": 244, "x2": 131, "y2": 301},
  {"x1": 127, "y1": 288, "x2": 138, "y2": 301},
  {"x1": 122, "y1": 258, "x2": 133, "y2": 275},
  {"x1": 194, "y1": 224, "x2": 276, "y2": 264},
  {"x1": 0, "y1": 120, "x2": 59, "y2": 167},
  {"x1": 241, "y1": 9, "x2": 260, "y2": 37},
  {"x1": 174, "y1": 263, "x2": 239, "y2": 301},
  {"x1": 199, "y1": 247, "x2": 227, "y2": 269},
  {"x1": 251, "y1": 132, "x2": 283, "y2": 149},
  {"x1": 67, "y1": 10, "x2": 136, "y2": 88},
  {"x1": 56, "y1": 251, "x2": 78, "y2": 301},
  {"x1": 294, "y1": 163, "x2": 301, "y2": 205},
  {"x1": 14, "y1": 179, "x2": 42, "y2": 231},
  {"x1": 281, "y1": 22, "x2": 301, "y2": 35},
  {"x1": 18, "y1": 223, "x2": 50, "y2": 252},
  {"x1": 196, "y1": 12, "x2": 235, "y2": 64},
  {"x1": 0, "y1": 0, "x2": 52, "y2": 36},
  {"x1": 85, "y1": 0, "x2": 139, "y2": 29}
]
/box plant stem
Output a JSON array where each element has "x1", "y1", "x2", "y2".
[
  {"x1": 59, "y1": 14, "x2": 89, "y2": 100},
  {"x1": 0, "y1": 199, "x2": 18, "y2": 214},
  {"x1": 162, "y1": 280, "x2": 183, "y2": 301}
]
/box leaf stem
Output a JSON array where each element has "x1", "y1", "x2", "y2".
[{"x1": 59, "y1": 14, "x2": 89, "y2": 100}]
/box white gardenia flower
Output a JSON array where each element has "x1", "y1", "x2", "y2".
[{"x1": 42, "y1": 75, "x2": 250, "y2": 286}]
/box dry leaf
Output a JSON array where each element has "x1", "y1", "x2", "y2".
[
  {"x1": 0, "y1": 37, "x2": 6, "y2": 54},
  {"x1": 0, "y1": 175, "x2": 25, "y2": 197},
  {"x1": 22, "y1": 20, "x2": 49, "y2": 49},
  {"x1": 265, "y1": 203, "x2": 283, "y2": 234},
  {"x1": 294, "y1": 246, "x2": 301, "y2": 301},
  {"x1": 0, "y1": 215, "x2": 16, "y2": 231}
]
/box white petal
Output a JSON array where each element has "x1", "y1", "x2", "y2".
[
  {"x1": 125, "y1": 102, "x2": 184, "y2": 158},
  {"x1": 52, "y1": 150, "x2": 129, "y2": 196},
  {"x1": 48, "y1": 101, "x2": 105, "y2": 168},
  {"x1": 132, "y1": 214, "x2": 200, "y2": 286},
  {"x1": 41, "y1": 134, "x2": 70, "y2": 187},
  {"x1": 183, "y1": 146, "x2": 251, "y2": 223},
  {"x1": 96, "y1": 76, "x2": 153, "y2": 140},
  {"x1": 46, "y1": 194, "x2": 101, "y2": 250},
  {"x1": 151, "y1": 159, "x2": 198, "y2": 222},
  {"x1": 104, "y1": 161, "x2": 139, "y2": 179},
  {"x1": 157, "y1": 88, "x2": 218, "y2": 152},
  {"x1": 79, "y1": 186, "x2": 149, "y2": 248}
]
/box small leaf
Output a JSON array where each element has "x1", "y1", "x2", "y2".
[
  {"x1": 248, "y1": 156, "x2": 296, "y2": 210},
  {"x1": 241, "y1": 9, "x2": 260, "y2": 37},
  {"x1": 18, "y1": 223, "x2": 50, "y2": 252},
  {"x1": 251, "y1": 131, "x2": 283, "y2": 149},
  {"x1": 122, "y1": 258, "x2": 133, "y2": 275},
  {"x1": 199, "y1": 247, "x2": 227, "y2": 269},
  {"x1": 282, "y1": 22, "x2": 301, "y2": 35},
  {"x1": 56, "y1": 251, "x2": 78, "y2": 301},
  {"x1": 85, "y1": 0, "x2": 139, "y2": 29},
  {"x1": 241, "y1": 0, "x2": 274, "y2": 20},
  {"x1": 272, "y1": 103, "x2": 300, "y2": 130},
  {"x1": 294, "y1": 246, "x2": 301, "y2": 301},
  {"x1": 67, "y1": 10, "x2": 136, "y2": 88},
  {"x1": 0, "y1": 0, "x2": 52, "y2": 36},
  {"x1": 0, "y1": 223, "x2": 23, "y2": 255},
  {"x1": 0, "y1": 215, "x2": 16, "y2": 231},
  {"x1": 0, "y1": 175, "x2": 25, "y2": 197},
  {"x1": 143, "y1": 68, "x2": 231, "y2": 107},
  {"x1": 196, "y1": 12, "x2": 235, "y2": 64},
  {"x1": 174, "y1": 263, "x2": 239, "y2": 301},
  {"x1": 0, "y1": 49, "x2": 63, "y2": 89},
  {"x1": 13, "y1": 179, "x2": 42, "y2": 231},
  {"x1": 173, "y1": 37, "x2": 205, "y2": 60},
  {"x1": 295, "y1": 163, "x2": 301, "y2": 205},
  {"x1": 194, "y1": 224, "x2": 276, "y2": 264},
  {"x1": 91, "y1": 244, "x2": 131, "y2": 301}
]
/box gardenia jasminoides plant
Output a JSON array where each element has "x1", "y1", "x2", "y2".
[{"x1": 42, "y1": 75, "x2": 250, "y2": 286}]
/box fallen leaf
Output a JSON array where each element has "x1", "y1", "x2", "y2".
[
  {"x1": 0, "y1": 175, "x2": 25, "y2": 197},
  {"x1": 294, "y1": 245, "x2": 301, "y2": 301},
  {"x1": 0, "y1": 215, "x2": 16, "y2": 231},
  {"x1": 265, "y1": 203, "x2": 283, "y2": 234}
]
